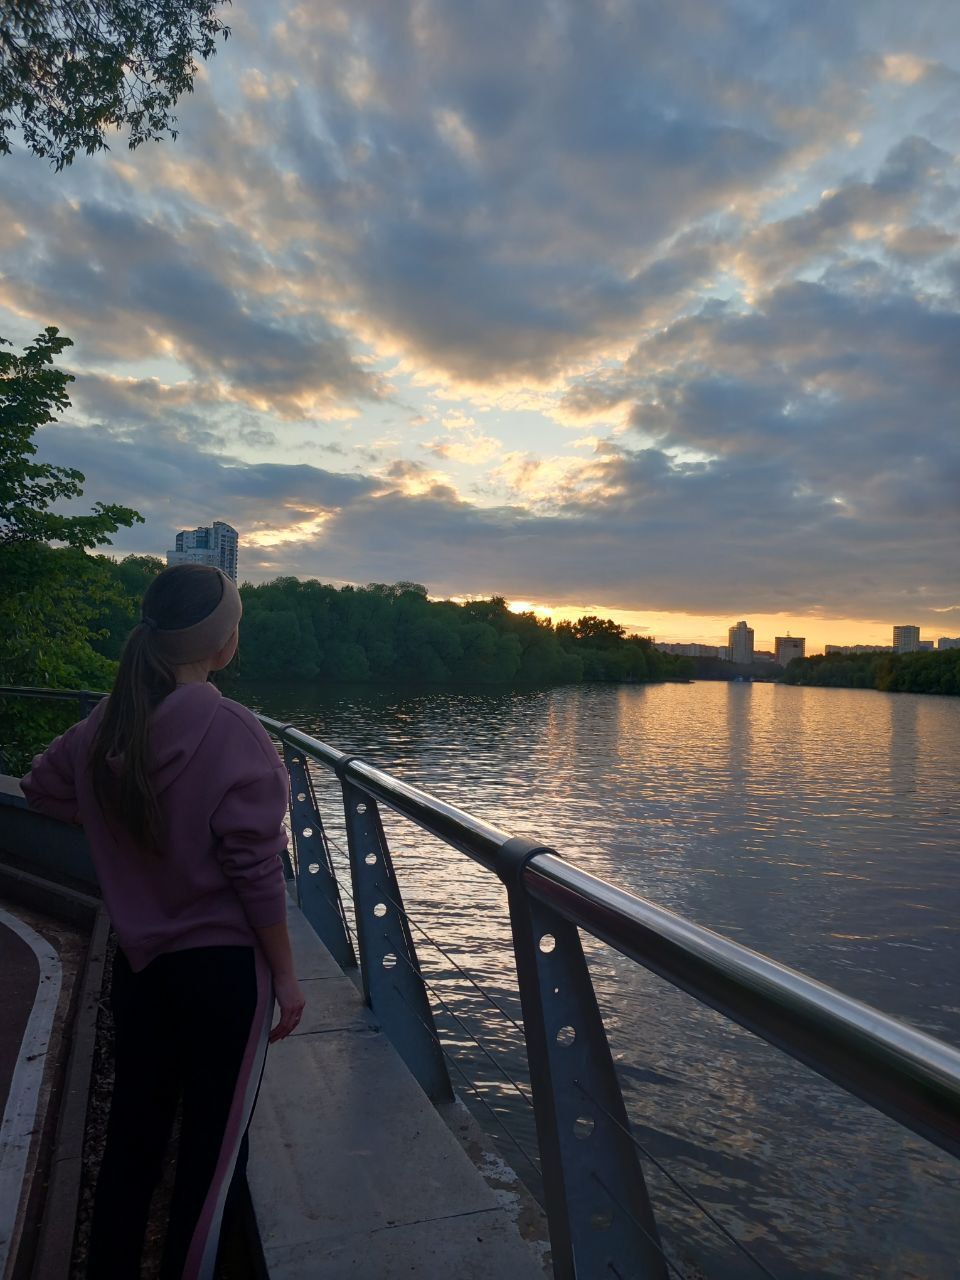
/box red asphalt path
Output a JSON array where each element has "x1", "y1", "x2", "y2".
[
  {"x1": 0, "y1": 907, "x2": 62, "y2": 1277},
  {"x1": 0, "y1": 921, "x2": 40, "y2": 1121}
]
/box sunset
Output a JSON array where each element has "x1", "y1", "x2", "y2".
[
  {"x1": 2, "y1": 5, "x2": 960, "y2": 1279},
  {"x1": 1, "y1": 2, "x2": 957, "y2": 646}
]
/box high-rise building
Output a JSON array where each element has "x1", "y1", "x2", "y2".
[
  {"x1": 937, "y1": 637, "x2": 960, "y2": 650},
  {"x1": 774, "y1": 636, "x2": 805, "y2": 666},
  {"x1": 727, "y1": 621, "x2": 754, "y2": 665},
  {"x1": 167, "y1": 521, "x2": 239, "y2": 581},
  {"x1": 892, "y1": 625, "x2": 921, "y2": 654}
]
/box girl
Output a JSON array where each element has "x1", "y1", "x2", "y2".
[{"x1": 21, "y1": 563, "x2": 306, "y2": 1279}]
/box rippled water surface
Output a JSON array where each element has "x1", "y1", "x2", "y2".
[{"x1": 244, "y1": 680, "x2": 960, "y2": 1279}]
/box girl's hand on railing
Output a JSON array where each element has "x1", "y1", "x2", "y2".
[{"x1": 271, "y1": 973, "x2": 306, "y2": 1042}]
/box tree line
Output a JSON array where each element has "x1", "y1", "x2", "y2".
[
  {"x1": 2, "y1": 551, "x2": 695, "y2": 691},
  {"x1": 234, "y1": 576, "x2": 692, "y2": 686},
  {"x1": 780, "y1": 650, "x2": 960, "y2": 696},
  {"x1": 0, "y1": 553, "x2": 693, "y2": 768}
]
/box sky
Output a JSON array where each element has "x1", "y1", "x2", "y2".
[{"x1": 2, "y1": 0, "x2": 959, "y2": 652}]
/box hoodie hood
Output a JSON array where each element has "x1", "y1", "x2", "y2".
[{"x1": 102, "y1": 682, "x2": 224, "y2": 795}]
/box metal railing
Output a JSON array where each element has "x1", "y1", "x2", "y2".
[{"x1": 3, "y1": 687, "x2": 960, "y2": 1280}]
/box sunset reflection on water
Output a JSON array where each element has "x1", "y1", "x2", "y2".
[{"x1": 246, "y1": 680, "x2": 960, "y2": 1279}]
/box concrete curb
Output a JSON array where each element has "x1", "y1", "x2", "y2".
[
  {"x1": 29, "y1": 909, "x2": 110, "y2": 1280},
  {"x1": 0, "y1": 909, "x2": 63, "y2": 1280},
  {"x1": 0, "y1": 863, "x2": 99, "y2": 931}
]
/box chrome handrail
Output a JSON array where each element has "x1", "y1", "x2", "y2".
[{"x1": 259, "y1": 714, "x2": 960, "y2": 1161}]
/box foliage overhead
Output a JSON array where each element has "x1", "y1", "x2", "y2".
[
  {"x1": 0, "y1": 326, "x2": 143, "y2": 547},
  {"x1": 0, "y1": 0, "x2": 229, "y2": 168},
  {"x1": 0, "y1": 324, "x2": 145, "y2": 768}
]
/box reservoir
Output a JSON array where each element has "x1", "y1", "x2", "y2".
[{"x1": 242, "y1": 679, "x2": 960, "y2": 1279}]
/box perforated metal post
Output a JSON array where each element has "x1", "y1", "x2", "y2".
[
  {"x1": 340, "y1": 773, "x2": 453, "y2": 1103},
  {"x1": 501, "y1": 838, "x2": 666, "y2": 1280},
  {"x1": 284, "y1": 743, "x2": 356, "y2": 970}
]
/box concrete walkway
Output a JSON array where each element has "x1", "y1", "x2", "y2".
[{"x1": 249, "y1": 903, "x2": 545, "y2": 1279}]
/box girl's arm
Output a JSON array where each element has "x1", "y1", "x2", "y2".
[
  {"x1": 211, "y1": 760, "x2": 306, "y2": 1041},
  {"x1": 21, "y1": 722, "x2": 82, "y2": 824},
  {"x1": 254, "y1": 921, "x2": 306, "y2": 1042}
]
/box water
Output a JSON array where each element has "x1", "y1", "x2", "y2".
[{"x1": 242, "y1": 679, "x2": 960, "y2": 1278}]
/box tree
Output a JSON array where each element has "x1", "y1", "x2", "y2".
[
  {"x1": 571, "y1": 615, "x2": 626, "y2": 647},
  {"x1": 0, "y1": 328, "x2": 144, "y2": 765},
  {"x1": 87, "y1": 552, "x2": 164, "y2": 657},
  {"x1": 1, "y1": 544, "x2": 120, "y2": 685},
  {"x1": 1, "y1": 0, "x2": 229, "y2": 169},
  {"x1": 1, "y1": 327, "x2": 142, "y2": 546},
  {"x1": 0, "y1": 543, "x2": 129, "y2": 771},
  {"x1": 778, "y1": 650, "x2": 959, "y2": 697}
]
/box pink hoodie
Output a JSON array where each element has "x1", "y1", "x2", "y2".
[{"x1": 21, "y1": 683, "x2": 288, "y2": 972}]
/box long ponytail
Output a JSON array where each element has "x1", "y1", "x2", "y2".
[
  {"x1": 90, "y1": 564, "x2": 227, "y2": 853},
  {"x1": 91, "y1": 623, "x2": 175, "y2": 852}
]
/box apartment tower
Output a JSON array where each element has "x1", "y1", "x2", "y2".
[
  {"x1": 167, "y1": 521, "x2": 239, "y2": 582},
  {"x1": 727, "y1": 621, "x2": 755, "y2": 665}
]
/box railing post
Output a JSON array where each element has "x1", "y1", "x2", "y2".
[
  {"x1": 78, "y1": 692, "x2": 101, "y2": 718},
  {"x1": 283, "y1": 744, "x2": 356, "y2": 970},
  {"x1": 339, "y1": 772, "x2": 453, "y2": 1103},
  {"x1": 501, "y1": 838, "x2": 667, "y2": 1280}
]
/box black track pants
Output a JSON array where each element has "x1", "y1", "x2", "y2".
[{"x1": 87, "y1": 944, "x2": 271, "y2": 1280}]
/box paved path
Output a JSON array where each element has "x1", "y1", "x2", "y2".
[
  {"x1": 249, "y1": 902, "x2": 547, "y2": 1279},
  {"x1": 0, "y1": 906, "x2": 63, "y2": 1277}
]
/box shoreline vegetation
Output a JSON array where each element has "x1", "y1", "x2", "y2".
[
  {"x1": 3, "y1": 550, "x2": 696, "y2": 690},
  {"x1": 232, "y1": 575, "x2": 690, "y2": 685},
  {"x1": 1, "y1": 550, "x2": 699, "y2": 768},
  {"x1": 2, "y1": 547, "x2": 958, "y2": 706},
  {"x1": 779, "y1": 649, "x2": 960, "y2": 697}
]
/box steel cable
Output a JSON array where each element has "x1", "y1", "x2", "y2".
[
  {"x1": 390, "y1": 946, "x2": 535, "y2": 1110},
  {"x1": 302, "y1": 778, "x2": 778, "y2": 1278},
  {"x1": 589, "y1": 1171, "x2": 686, "y2": 1280},
  {"x1": 388, "y1": 982, "x2": 546, "y2": 1204},
  {"x1": 319, "y1": 825, "x2": 527, "y2": 1035},
  {"x1": 575, "y1": 1081, "x2": 781, "y2": 1280}
]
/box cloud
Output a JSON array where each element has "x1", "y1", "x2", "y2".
[
  {"x1": 0, "y1": 186, "x2": 382, "y2": 417},
  {"x1": 564, "y1": 275, "x2": 960, "y2": 519},
  {"x1": 5, "y1": 0, "x2": 960, "y2": 629},
  {"x1": 34, "y1": 413, "x2": 958, "y2": 625},
  {"x1": 4, "y1": 2, "x2": 957, "y2": 394},
  {"x1": 36, "y1": 420, "x2": 379, "y2": 561},
  {"x1": 731, "y1": 136, "x2": 958, "y2": 291},
  {"x1": 421, "y1": 409, "x2": 503, "y2": 464}
]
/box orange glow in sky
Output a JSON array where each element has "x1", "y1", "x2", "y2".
[{"x1": 505, "y1": 601, "x2": 931, "y2": 655}]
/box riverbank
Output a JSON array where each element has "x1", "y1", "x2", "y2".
[{"x1": 781, "y1": 647, "x2": 960, "y2": 696}]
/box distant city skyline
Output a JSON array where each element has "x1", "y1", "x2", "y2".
[{"x1": 498, "y1": 602, "x2": 946, "y2": 656}]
